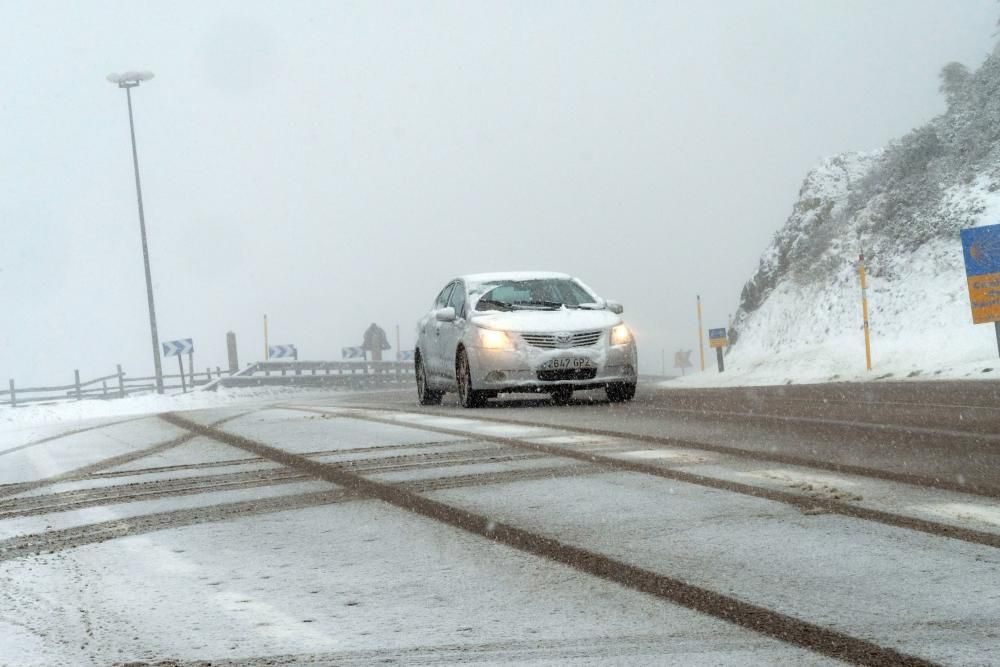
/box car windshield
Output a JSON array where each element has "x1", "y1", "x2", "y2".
[{"x1": 473, "y1": 279, "x2": 596, "y2": 311}]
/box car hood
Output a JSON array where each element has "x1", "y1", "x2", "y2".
[{"x1": 470, "y1": 308, "x2": 621, "y2": 333}]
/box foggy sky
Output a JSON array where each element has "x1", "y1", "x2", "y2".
[{"x1": 2, "y1": 0, "x2": 997, "y2": 385}]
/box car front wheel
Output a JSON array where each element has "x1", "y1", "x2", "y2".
[
  {"x1": 416, "y1": 354, "x2": 443, "y2": 406},
  {"x1": 606, "y1": 382, "x2": 636, "y2": 403},
  {"x1": 456, "y1": 349, "x2": 488, "y2": 408},
  {"x1": 551, "y1": 386, "x2": 573, "y2": 405}
]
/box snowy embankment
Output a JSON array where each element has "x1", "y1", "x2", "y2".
[
  {"x1": 669, "y1": 236, "x2": 1000, "y2": 388},
  {"x1": 666, "y1": 45, "x2": 1000, "y2": 390},
  {"x1": 666, "y1": 151, "x2": 1000, "y2": 389}
]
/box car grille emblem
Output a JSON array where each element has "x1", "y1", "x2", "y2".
[{"x1": 555, "y1": 332, "x2": 573, "y2": 347}]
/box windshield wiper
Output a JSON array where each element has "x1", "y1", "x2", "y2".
[
  {"x1": 512, "y1": 300, "x2": 563, "y2": 310},
  {"x1": 476, "y1": 298, "x2": 514, "y2": 312}
]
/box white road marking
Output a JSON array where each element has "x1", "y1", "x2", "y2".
[
  {"x1": 616, "y1": 449, "x2": 708, "y2": 463},
  {"x1": 911, "y1": 502, "x2": 1000, "y2": 528},
  {"x1": 741, "y1": 469, "x2": 859, "y2": 488}
]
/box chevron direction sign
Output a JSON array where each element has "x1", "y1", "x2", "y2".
[
  {"x1": 398, "y1": 350, "x2": 415, "y2": 361},
  {"x1": 342, "y1": 346, "x2": 365, "y2": 359},
  {"x1": 162, "y1": 339, "x2": 193, "y2": 357},
  {"x1": 269, "y1": 344, "x2": 297, "y2": 359}
]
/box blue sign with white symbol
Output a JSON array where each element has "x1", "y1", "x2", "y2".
[
  {"x1": 268, "y1": 345, "x2": 297, "y2": 359},
  {"x1": 961, "y1": 224, "x2": 1000, "y2": 276},
  {"x1": 961, "y1": 224, "x2": 1000, "y2": 324},
  {"x1": 342, "y1": 346, "x2": 365, "y2": 359},
  {"x1": 162, "y1": 338, "x2": 193, "y2": 357},
  {"x1": 398, "y1": 350, "x2": 415, "y2": 361}
]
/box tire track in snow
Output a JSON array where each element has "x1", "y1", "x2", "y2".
[
  {"x1": 0, "y1": 445, "x2": 559, "y2": 519},
  {"x1": 159, "y1": 411, "x2": 936, "y2": 667},
  {"x1": 291, "y1": 405, "x2": 1000, "y2": 550},
  {"x1": 0, "y1": 412, "x2": 253, "y2": 501},
  {"x1": 341, "y1": 402, "x2": 1000, "y2": 498}
]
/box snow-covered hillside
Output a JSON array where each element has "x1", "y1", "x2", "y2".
[{"x1": 672, "y1": 44, "x2": 1000, "y2": 387}]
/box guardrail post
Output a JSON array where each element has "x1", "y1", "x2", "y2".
[
  {"x1": 8, "y1": 379, "x2": 15, "y2": 407},
  {"x1": 74, "y1": 370, "x2": 81, "y2": 400},
  {"x1": 206, "y1": 367, "x2": 211, "y2": 383},
  {"x1": 117, "y1": 365, "x2": 125, "y2": 398},
  {"x1": 102, "y1": 379, "x2": 108, "y2": 397}
]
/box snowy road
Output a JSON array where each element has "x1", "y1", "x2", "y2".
[{"x1": 1, "y1": 384, "x2": 999, "y2": 666}]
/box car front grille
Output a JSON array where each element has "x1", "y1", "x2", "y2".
[
  {"x1": 537, "y1": 368, "x2": 598, "y2": 382},
  {"x1": 521, "y1": 330, "x2": 603, "y2": 349}
]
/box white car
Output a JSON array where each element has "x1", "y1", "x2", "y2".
[{"x1": 415, "y1": 272, "x2": 638, "y2": 407}]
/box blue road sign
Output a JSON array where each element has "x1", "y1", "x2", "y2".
[
  {"x1": 398, "y1": 350, "x2": 415, "y2": 361},
  {"x1": 342, "y1": 346, "x2": 365, "y2": 359},
  {"x1": 268, "y1": 344, "x2": 297, "y2": 359},
  {"x1": 961, "y1": 224, "x2": 1000, "y2": 324},
  {"x1": 961, "y1": 224, "x2": 1000, "y2": 276},
  {"x1": 708, "y1": 328, "x2": 728, "y2": 349},
  {"x1": 162, "y1": 338, "x2": 193, "y2": 357}
]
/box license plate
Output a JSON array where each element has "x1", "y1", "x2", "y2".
[{"x1": 539, "y1": 357, "x2": 596, "y2": 370}]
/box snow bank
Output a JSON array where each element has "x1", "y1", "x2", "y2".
[
  {"x1": 665, "y1": 144, "x2": 1000, "y2": 389},
  {"x1": 0, "y1": 386, "x2": 343, "y2": 432}
]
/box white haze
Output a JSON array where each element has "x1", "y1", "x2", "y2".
[{"x1": 1, "y1": 0, "x2": 997, "y2": 385}]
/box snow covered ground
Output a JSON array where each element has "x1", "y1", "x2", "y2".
[
  {"x1": 3, "y1": 398, "x2": 1000, "y2": 664},
  {"x1": 1, "y1": 403, "x2": 846, "y2": 666},
  {"x1": 0, "y1": 387, "x2": 345, "y2": 452}
]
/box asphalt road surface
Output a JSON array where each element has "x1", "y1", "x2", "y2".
[{"x1": 2, "y1": 380, "x2": 999, "y2": 666}]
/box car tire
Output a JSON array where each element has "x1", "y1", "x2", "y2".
[
  {"x1": 606, "y1": 382, "x2": 636, "y2": 403},
  {"x1": 551, "y1": 386, "x2": 573, "y2": 405},
  {"x1": 456, "y1": 349, "x2": 488, "y2": 408},
  {"x1": 415, "y1": 354, "x2": 443, "y2": 406}
]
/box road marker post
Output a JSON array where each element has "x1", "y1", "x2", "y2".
[
  {"x1": 697, "y1": 295, "x2": 705, "y2": 371},
  {"x1": 708, "y1": 328, "x2": 728, "y2": 373},
  {"x1": 268, "y1": 345, "x2": 298, "y2": 360},
  {"x1": 674, "y1": 349, "x2": 693, "y2": 376},
  {"x1": 226, "y1": 332, "x2": 239, "y2": 374},
  {"x1": 858, "y1": 251, "x2": 873, "y2": 371},
  {"x1": 264, "y1": 314, "x2": 269, "y2": 360},
  {"x1": 162, "y1": 338, "x2": 194, "y2": 393},
  {"x1": 960, "y1": 224, "x2": 1000, "y2": 358}
]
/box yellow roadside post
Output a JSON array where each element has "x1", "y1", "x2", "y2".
[
  {"x1": 858, "y1": 251, "x2": 872, "y2": 371},
  {"x1": 697, "y1": 295, "x2": 706, "y2": 371}
]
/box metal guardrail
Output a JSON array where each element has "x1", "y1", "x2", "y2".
[{"x1": 206, "y1": 360, "x2": 415, "y2": 391}]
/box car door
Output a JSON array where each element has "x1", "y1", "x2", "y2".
[
  {"x1": 422, "y1": 282, "x2": 454, "y2": 381},
  {"x1": 437, "y1": 280, "x2": 468, "y2": 385}
]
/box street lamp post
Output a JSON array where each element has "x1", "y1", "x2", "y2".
[{"x1": 107, "y1": 71, "x2": 163, "y2": 394}]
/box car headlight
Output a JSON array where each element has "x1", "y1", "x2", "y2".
[
  {"x1": 610, "y1": 324, "x2": 631, "y2": 346},
  {"x1": 478, "y1": 328, "x2": 513, "y2": 350}
]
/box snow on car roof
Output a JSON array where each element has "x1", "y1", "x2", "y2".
[{"x1": 461, "y1": 271, "x2": 574, "y2": 285}]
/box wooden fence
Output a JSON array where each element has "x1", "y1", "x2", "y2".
[
  {"x1": 3, "y1": 365, "x2": 233, "y2": 407},
  {"x1": 3, "y1": 360, "x2": 416, "y2": 407}
]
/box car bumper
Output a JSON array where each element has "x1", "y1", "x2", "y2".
[{"x1": 467, "y1": 344, "x2": 637, "y2": 392}]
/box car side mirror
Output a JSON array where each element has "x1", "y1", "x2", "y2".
[
  {"x1": 435, "y1": 307, "x2": 456, "y2": 322},
  {"x1": 606, "y1": 301, "x2": 624, "y2": 314}
]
